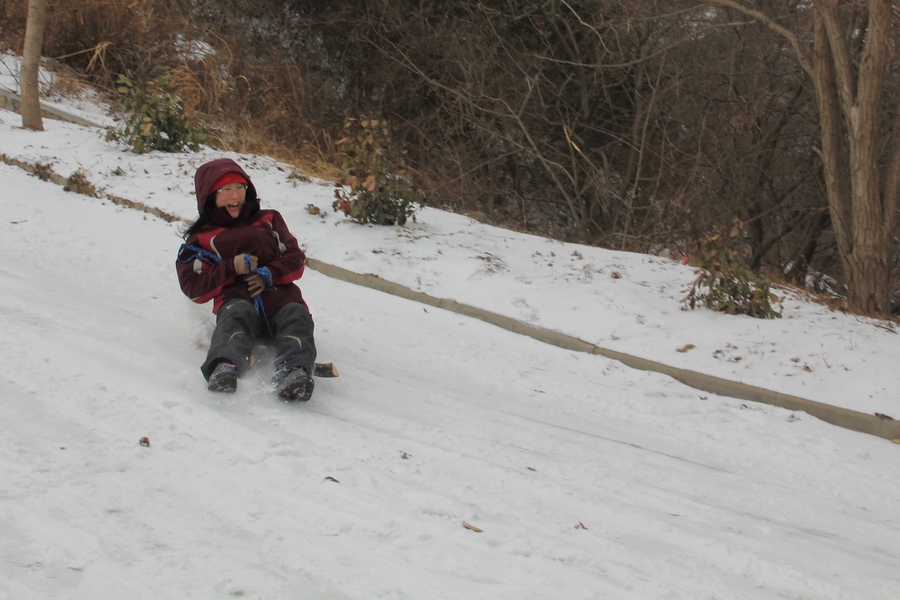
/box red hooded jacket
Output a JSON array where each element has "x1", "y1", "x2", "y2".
[{"x1": 176, "y1": 159, "x2": 307, "y2": 315}]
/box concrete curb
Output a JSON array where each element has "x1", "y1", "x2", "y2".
[
  {"x1": 0, "y1": 154, "x2": 181, "y2": 224},
  {"x1": 306, "y1": 258, "x2": 900, "y2": 443},
  {"x1": 4, "y1": 92, "x2": 897, "y2": 443},
  {"x1": 0, "y1": 88, "x2": 103, "y2": 129}
]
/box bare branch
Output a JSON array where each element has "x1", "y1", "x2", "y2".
[{"x1": 701, "y1": 0, "x2": 814, "y2": 77}]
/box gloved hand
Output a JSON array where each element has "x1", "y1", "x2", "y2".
[
  {"x1": 244, "y1": 266, "x2": 272, "y2": 298},
  {"x1": 234, "y1": 253, "x2": 258, "y2": 275},
  {"x1": 244, "y1": 273, "x2": 266, "y2": 298}
]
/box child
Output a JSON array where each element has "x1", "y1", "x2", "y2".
[{"x1": 176, "y1": 158, "x2": 317, "y2": 401}]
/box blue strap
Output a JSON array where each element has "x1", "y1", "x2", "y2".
[
  {"x1": 256, "y1": 267, "x2": 273, "y2": 289},
  {"x1": 254, "y1": 296, "x2": 275, "y2": 339},
  {"x1": 244, "y1": 254, "x2": 275, "y2": 339},
  {"x1": 177, "y1": 243, "x2": 222, "y2": 265}
]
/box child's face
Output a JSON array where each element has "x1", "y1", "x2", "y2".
[{"x1": 215, "y1": 184, "x2": 247, "y2": 219}]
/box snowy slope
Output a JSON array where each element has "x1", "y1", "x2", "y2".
[
  {"x1": 1, "y1": 97, "x2": 900, "y2": 598},
  {"x1": 0, "y1": 110, "x2": 898, "y2": 421}
]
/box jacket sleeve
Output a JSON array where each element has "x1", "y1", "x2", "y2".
[
  {"x1": 263, "y1": 211, "x2": 307, "y2": 285},
  {"x1": 175, "y1": 238, "x2": 238, "y2": 305}
]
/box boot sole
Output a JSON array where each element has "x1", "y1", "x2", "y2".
[
  {"x1": 208, "y1": 375, "x2": 237, "y2": 393},
  {"x1": 278, "y1": 378, "x2": 314, "y2": 402}
]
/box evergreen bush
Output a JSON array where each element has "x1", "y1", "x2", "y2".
[
  {"x1": 683, "y1": 219, "x2": 783, "y2": 319},
  {"x1": 333, "y1": 118, "x2": 425, "y2": 226},
  {"x1": 105, "y1": 72, "x2": 205, "y2": 154}
]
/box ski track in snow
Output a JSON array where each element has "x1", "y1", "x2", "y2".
[{"x1": 1, "y1": 114, "x2": 900, "y2": 597}]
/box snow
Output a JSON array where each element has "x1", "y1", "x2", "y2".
[{"x1": 1, "y1": 64, "x2": 899, "y2": 599}]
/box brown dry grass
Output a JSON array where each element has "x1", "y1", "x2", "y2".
[{"x1": 0, "y1": 0, "x2": 342, "y2": 181}]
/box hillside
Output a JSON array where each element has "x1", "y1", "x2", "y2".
[{"x1": 1, "y1": 71, "x2": 900, "y2": 599}]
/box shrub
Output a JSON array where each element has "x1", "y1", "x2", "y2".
[
  {"x1": 32, "y1": 162, "x2": 53, "y2": 181},
  {"x1": 105, "y1": 72, "x2": 206, "y2": 154},
  {"x1": 64, "y1": 169, "x2": 98, "y2": 196},
  {"x1": 333, "y1": 118, "x2": 425, "y2": 226},
  {"x1": 683, "y1": 219, "x2": 782, "y2": 319}
]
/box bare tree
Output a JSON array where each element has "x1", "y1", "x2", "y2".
[
  {"x1": 40, "y1": 1, "x2": 894, "y2": 312},
  {"x1": 20, "y1": 0, "x2": 48, "y2": 131},
  {"x1": 704, "y1": 0, "x2": 899, "y2": 315}
]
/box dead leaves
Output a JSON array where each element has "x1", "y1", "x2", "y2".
[
  {"x1": 462, "y1": 521, "x2": 483, "y2": 533},
  {"x1": 462, "y1": 519, "x2": 591, "y2": 534},
  {"x1": 712, "y1": 344, "x2": 742, "y2": 362},
  {"x1": 790, "y1": 357, "x2": 813, "y2": 372}
]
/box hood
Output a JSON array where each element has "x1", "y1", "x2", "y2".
[{"x1": 193, "y1": 158, "x2": 259, "y2": 214}]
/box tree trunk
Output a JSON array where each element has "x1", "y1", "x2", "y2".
[
  {"x1": 705, "y1": 0, "x2": 897, "y2": 315},
  {"x1": 21, "y1": 0, "x2": 48, "y2": 131},
  {"x1": 812, "y1": 0, "x2": 895, "y2": 315}
]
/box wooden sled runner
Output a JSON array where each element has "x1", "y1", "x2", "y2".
[{"x1": 313, "y1": 362, "x2": 340, "y2": 378}]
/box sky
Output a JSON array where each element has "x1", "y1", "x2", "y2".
[{"x1": 1, "y1": 54, "x2": 899, "y2": 599}]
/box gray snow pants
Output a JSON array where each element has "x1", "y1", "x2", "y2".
[{"x1": 201, "y1": 298, "x2": 317, "y2": 381}]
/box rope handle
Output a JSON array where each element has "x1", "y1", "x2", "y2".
[{"x1": 177, "y1": 243, "x2": 222, "y2": 265}]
